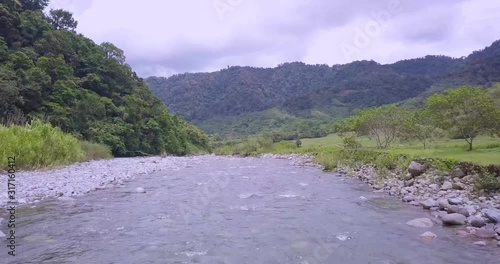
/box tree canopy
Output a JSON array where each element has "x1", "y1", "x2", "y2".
[{"x1": 0, "y1": 2, "x2": 210, "y2": 156}]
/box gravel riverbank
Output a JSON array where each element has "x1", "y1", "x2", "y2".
[
  {"x1": 0, "y1": 155, "x2": 211, "y2": 208},
  {"x1": 262, "y1": 153, "x2": 500, "y2": 248}
]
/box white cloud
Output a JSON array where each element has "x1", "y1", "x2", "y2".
[{"x1": 47, "y1": 0, "x2": 500, "y2": 77}]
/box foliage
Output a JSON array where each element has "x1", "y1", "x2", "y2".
[
  {"x1": 341, "y1": 105, "x2": 410, "y2": 149},
  {"x1": 0, "y1": 119, "x2": 110, "y2": 169},
  {"x1": 0, "y1": 4, "x2": 211, "y2": 156},
  {"x1": 401, "y1": 109, "x2": 444, "y2": 149},
  {"x1": 79, "y1": 140, "x2": 112, "y2": 161},
  {"x1": 427, "y1": 86, "x2": 500, "y2": 150},
  {"x1": 147, "y1": 41, "x2": 500, "y2": 138},
  {"x1": 474, "y1": 172, "x2": 500, "y2": 192}
]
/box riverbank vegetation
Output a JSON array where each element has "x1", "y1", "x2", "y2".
[
  {"x1": 0, "y1": 119, "x2": 111, "y2": 169},
  {"x1": 0, "y1": 0, "x2": 211, "y2": 160},
  {"x1": 214, "y1": 86, "x2": 500, "y2": 191}
]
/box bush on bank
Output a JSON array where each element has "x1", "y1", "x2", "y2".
[{"x1": 0, "y1": 120, "x2": 111, "y2": 169}]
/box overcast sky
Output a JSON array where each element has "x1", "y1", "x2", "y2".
[{"x1": 48, "y1": 0, "x2": 500, "y2": 77}]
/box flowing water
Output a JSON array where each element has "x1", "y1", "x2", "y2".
[{"x1": 1, "y1": 156, "x2": 499, "y2": 264}]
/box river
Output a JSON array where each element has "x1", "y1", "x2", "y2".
[{"x1": 1, "y1": 156, "x2": 499, "y2": 263}]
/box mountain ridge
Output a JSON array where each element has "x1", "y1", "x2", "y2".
[{"x1": 147, "y1": 39, "x2": 500, "y2": 137}]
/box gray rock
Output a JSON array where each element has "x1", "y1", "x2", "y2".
[
  {"x1": 475, "y1": 227, "x2": 497, "y2": 239},
  {"x1": 406, "y1": 218, "x2": 434, "y2": 228},
  {"x1": 402, "y1": 195, "x2": 415, "y2": 203},
  {"x1": 452, "y1": 183, "x2": 463, "y2": 190},
  {"x1": 408, "y1": 161, "x2": 425, "y2": 177},
  {"x1": 441, "y1": 181, "x2": 453, "y2": 190},
  {"x1": 470, "y1": 217, "x2": 486, "y2": 228},
  {"x1": 409, "y1": 201, "x2": 421, "y2": 206},
  {"x1": 451, "y1": 168, "x2": 465, "y2": 178},
  {"x1": 135, "y1": 187, "x2": 146, "y2": 193},
  {"x1": 442, "y1": 213, "x2": 466, "y2": 225},
  {"x1": 473, "y1": 241, "x2": 486, "y2": 246},
  {"x1": 0, "y1": 230, "x2": 5, "y2": 238},
  {"x1": 422, "y1": 199, "x2": 439, "y2": 210},
  {"x1": 420, "y1": 231, "x2": 437, "y2": 239},
  {"x1": 446, "y1": 205, "x2": 460, "y2": 214},
  {"x1": 429, "y1": 184, "x2": 439, "y2": 190},
  {"x1": 438, "y1": 198, "x2": 450, "y2": 210},
  {"x1": 484, "y1": 208, "x2": 500, "y2": 223},
  {"x1": 448, "y1": 198, "x2": 464, "y2": 205},
  {"x1": 459, "y1": 206, "x2": 476, "y2": 217}
]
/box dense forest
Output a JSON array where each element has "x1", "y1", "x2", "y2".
[
  {"x1": 147, "y1": 40, "x2": 500, "y2": 138},
  {"x1": 0, "y1": 0, "x2": 210, "y2": 156}
]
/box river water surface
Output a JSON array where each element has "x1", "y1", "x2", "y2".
[{"x1": 1, "y1": 156, "x2": 499, "y2": 263}]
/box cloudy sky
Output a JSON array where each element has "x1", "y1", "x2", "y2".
[{"x1": 48, "y1": 0, "x2": 500, "y2": 77}]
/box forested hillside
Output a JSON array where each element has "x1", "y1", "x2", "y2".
[
  {"x1": 0, "y1": 0, "x2": 210, "y2": 156},
  {"x1": 147, "y1": 40, "x2": 500, "y2": 137}
]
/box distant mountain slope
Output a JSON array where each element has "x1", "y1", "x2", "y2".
[{"x1": 146, "y1": 40, "x2": 500, "y2": 137}]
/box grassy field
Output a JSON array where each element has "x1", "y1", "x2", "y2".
[{"x1": 286, "y1": 134, "x2": 500, "y2": 165}]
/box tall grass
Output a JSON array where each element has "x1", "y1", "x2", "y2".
[{"x1": 0, "y1": 120, "x2": 111, "y2": 169}]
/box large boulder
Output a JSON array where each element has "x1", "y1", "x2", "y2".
[
  {"x1": 406, "y1": 218, "x2": 434, "y2": 228},
  {"x1": 451, "y1": 168, "x2": 466, "y2": 178},
  {"x1": 447, "y1": 198, "x2": 464, "y2": 205},
  {"x1": 402, "y1": 195, "x2": 415, "y2": 203},
  {"x1": 442, "y1": 213, "x2": 466, "y2": 225},
  {"x1": 421, "y1": 199, "x2": 439, "y2": 210},
  {"x1": 459, "y1": 206, "x2": 476, "y2": 217},
  {"x1": 408, "y1": 161, "x2": 426, "y2": 177},
  {"x1": 484, "y1": 208, "x2": 500, "y2": 223},
  {"x1": 475, "y1": 227, "x2": 497, "y2": 239}
]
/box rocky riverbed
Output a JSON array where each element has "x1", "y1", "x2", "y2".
[
  {"x1": 261, "y1": 153, "x2": 500, "y2": 248},
  {"x1": 0, "y1": 155, "x2": 210, "y2": 208}
]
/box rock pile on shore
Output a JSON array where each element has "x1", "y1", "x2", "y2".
[
  {"x1": 339, "y1": 162, "x2": 500, "y2": 246},
  {"x1": 260, "y1": 154, "x2": 323, "y2": 169},
  {"x1": 263, "y1": 154, "x2": 500, "y2": 247},
  {"x1": 0, "y1": 155, "x2": 208, "y2": 207}
]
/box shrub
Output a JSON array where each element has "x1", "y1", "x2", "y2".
[
  {"x1": 80, "y1": 141, "x2": 112, "y2": 160},
  {"x1": 474, "y1": 172, "x2": 500, "y2": 192},
  {"x1": 0, "y1": 120, "x2": 112, "y2": 169},
  {"x1": 0, "y1": 120, "x2": 83, "y2": 169}
]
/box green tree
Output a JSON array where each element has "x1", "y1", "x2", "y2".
[
  {"x1": 47, "y1": 9, "x2": 78, "y2": 31},
  {"x1": 401, "y1": 109, "x2": 443, "y2": 149},
  {"x1": 19, "y1": 0, "x2": 49, "y2": 11},
  {"x1": 427, "y1": 86, "x2": 500, "y2": 150},
  {"x1": 353, "y1": 105, "x2": 409, "y2": 149}
]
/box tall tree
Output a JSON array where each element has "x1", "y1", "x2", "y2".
[
  {"x1": 427, "y1": 86, "x2": 500, "y2": 150},
  {"x1": 47, "y1": 9, "x2": 78, "y2": 31},
  {"x1": 19, "y1": 0, "x2": 49, "y2": 11}
]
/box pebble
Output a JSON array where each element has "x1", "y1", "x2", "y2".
[
  {"x1": 442, "y1": 213, "x2": 466, "y2": 225},
  {"x1": 0, "y1": 156, "x2": 206, "y2": 208},
  {"x1": 473, "y1": 241, "x2": 486, "y2": 246},
  {"x1": 135, "y1": 187, "x2": 146, "y2": 193},
  {"x1": 469, "y1": 217, "x2": 486, "y2": 228},
  {"x1": 407, "y1": 218, "x2": 434, "y2": 228},
  {"x1": 420, "y1": 231, "x2": 437, "y2": 239},
  {"x1": 0, "y1": 230, "x2": 5, "y2": 238}
]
